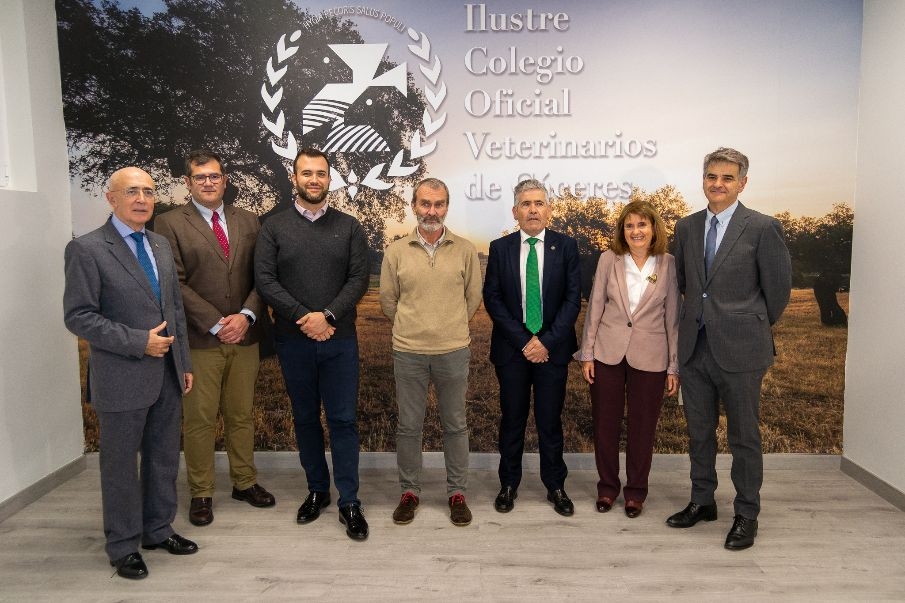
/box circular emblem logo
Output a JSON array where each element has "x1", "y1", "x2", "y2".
[{"x1": 260, "y1": 25, "x2": 447, "y2": 199}]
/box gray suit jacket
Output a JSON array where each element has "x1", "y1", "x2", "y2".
[
  {"x1": 673, "y1": 203, "x2": 791, "y2": 373},
  {"x1": 153, "y1": 202, "x2": 263, "y2": 349},
  {"x1": 64, "y1": 219, "x2": 191, "y2": 412}
]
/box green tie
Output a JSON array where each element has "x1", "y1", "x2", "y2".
[{"x1": 525, "y1": 237, "x2": 542, "y2": 334}]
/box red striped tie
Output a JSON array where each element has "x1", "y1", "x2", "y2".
[{"x1": 212, "y1": 211, "x2": 229, "y2": 258}]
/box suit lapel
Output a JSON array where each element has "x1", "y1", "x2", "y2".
[
  {"x1": 184, "y1": 203, "x2": 229, "y2": 265},
  {"x1": 689, "y1": 210, "x2": 707, "y2": 285},
  {"x1": 541, "y1": 231, "x2": 558, "y2": 299},
  {"x1": 707, "y1": 204, "x2": 750, "y2": 283},
  {"x1": 103, "y1": 221, "x2": 160, "y2": 306},
  {"x1": 223, "y1": 205, "x2": 240, "y2": 267},
  {"x1": 507, "y1": 233, "x2": 523, "y2": 308},
  {"x1": 613, "y1": 253, "x2": 632, "y2": 315},
  {"x1": 147, "y1": 231, "x2": 170, "y2": 310}
]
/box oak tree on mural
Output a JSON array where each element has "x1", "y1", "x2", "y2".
[{"x1": 776, "y1": 203, "x2": 853, "y2": 325}]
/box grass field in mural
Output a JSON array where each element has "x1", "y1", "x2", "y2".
[{"x1": 80, "y1": 289, "x2": 846, "y2": 454}]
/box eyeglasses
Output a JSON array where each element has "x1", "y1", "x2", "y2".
[
  {"x1": 110, "y1": 187, "x2": 157, "y2": 200},
  {"x1": 190, "y1": 173, "x2": 223, "y2": 184}
]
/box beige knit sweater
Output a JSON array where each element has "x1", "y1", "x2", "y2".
[{"x1": 379, "y1": 228, "x2": 483, "y2": 354}]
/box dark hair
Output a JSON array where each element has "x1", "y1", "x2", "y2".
[
  {"x1": 610, "y1": 200, "x2": 669, "y2": 256},
  {"x1": 293, "y1": 147, "x2": 331, "y2": 173},
  {"x1": 703, "y1": 147, "x2": 749, "y2": 179},
  {"x1": 184, "y1": 149, "x2": 224, "y2": 176}
]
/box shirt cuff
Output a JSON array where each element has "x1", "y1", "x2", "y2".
[{"x1": 240, "y1": 308, "x2": 256, "y2": 325}]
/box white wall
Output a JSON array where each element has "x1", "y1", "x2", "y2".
[
  {"x1": 0, "y1": 0, "x2": 84, "y2": 505},
  {"x1": 843, "y1": 0, "x2": 905, "y2": 495}
]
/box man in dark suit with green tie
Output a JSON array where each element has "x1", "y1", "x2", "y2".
[{"x1": 483, "y1": 178, "x2": 582, "y2": 517}]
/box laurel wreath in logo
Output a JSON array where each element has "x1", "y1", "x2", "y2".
[{"x1": 260, "y1": 28, "x2": 447, "y2": 199}]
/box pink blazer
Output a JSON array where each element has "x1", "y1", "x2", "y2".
[{"x1": 576, "y1": 250, "x2": 680, "y2": 374}]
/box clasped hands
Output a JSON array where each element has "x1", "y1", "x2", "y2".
[
  {"x1": 523, "y1": 336, "x2": 549, "y2": 363},
  {"x1": 297, "y1": 312, "x2": 335, "y2": 341},
  {"x1": 216, "y1": 313, "x2": 250, "y2": 344}
]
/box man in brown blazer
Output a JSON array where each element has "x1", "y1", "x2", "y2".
[{"x1": 154, "y1": 150, "x2": 275, "y2": 527}]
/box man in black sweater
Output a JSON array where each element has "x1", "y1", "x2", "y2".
[{"x1": 255, "y1": 148, "x2": 370, "y2": 541}]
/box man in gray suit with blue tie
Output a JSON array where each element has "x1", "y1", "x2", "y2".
[
  {"x1": 666, "y1": 148, "x2": 791, "y2": 550},
  {"x1": 64, "y1": 167, "x2": 198, "y2": 579}
]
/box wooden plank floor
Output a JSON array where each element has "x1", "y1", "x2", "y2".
[{"x1": 1, "y1": 454, "x2": 903, "y2": 601}]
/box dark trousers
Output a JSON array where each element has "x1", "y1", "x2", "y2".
[
  {"x1": 495, "y1": 357, "x2": 568, "y2": 493},
  {"x1": 275, "y1": 334, "x2": 361, "y2": 508},
  {"x1": 681, "y1": 329, "x2": 766, "y2": 519},
  {"x1": 590, "y1": 358, "x2": 666, "y2": 502},
  {"x1": 96, "y1": 357, "x2": 182, "y2": 561}
]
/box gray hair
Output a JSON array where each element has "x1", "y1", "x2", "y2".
[
  {"x1": 513, "y1": 179, "x2": 547, "y2": 206},
  {"x1": 412, "y1": 178, "x2": 449, "y2": 204},
  {"x1": 703, "y1": 147, "x2": 749, "y2": 179}
]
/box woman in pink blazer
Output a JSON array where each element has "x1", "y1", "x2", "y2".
[{"x1": 576, "y1": 201, "x2": 680, "y2": 517}]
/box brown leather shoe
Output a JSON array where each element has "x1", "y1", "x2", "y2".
[
  {"x1": 392, "y1": 491, "x2": 420, "y2": 524},
  {"x1": 448, "y1": 493, "x2": 472, "y2": 526},
  {"x1": 232, "y1": 484, "x2": 276, "y2": 508},
  {"x1": 189, "y1": 497, "x2": 213, "y2": 526},
  {"x1": 625, "y1": 500, "x2": 643, "y2": 518}
]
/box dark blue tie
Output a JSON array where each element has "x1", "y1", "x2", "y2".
[
  {"x1": 705, "y1": 215, "x2": 719, "y2": 277},
  {"x1": 129, "y1": 231, "x2": 161, "y2": 302}
]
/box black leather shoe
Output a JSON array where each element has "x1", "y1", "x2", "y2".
[
  {"x1": 296, "y1": 491, "x2": 330, "y2": 524},
  {"x1": 547, "y1": 489, "x2": 575, "y2": 516},
  {"x1": 338, "y1": 504, "x2": 369, "y2": 541},
  {"x1": 110, "y1": 552, "x2": 148, "y2": 580},
  {"x1": 666, "y1": 502, "x2": 718, "y2": 528},
  {"x1": 494, "y1": 486, "x2": 518, "y2": 513},
  {"x1": 189, "y1": 497, "x2": 213, "y2": 526},
  {"x1": 142, "y1": 533, "x2": 198, "y2": 555},
  {"x1": 725, "y1": 515, "x2": 758, "y2": 550},
  {"x1": 232, "y1": 483, "x2": 276, "y2": 508}
]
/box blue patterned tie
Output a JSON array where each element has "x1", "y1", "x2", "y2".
[
  {"x1": 705, "y1": 215, "x2": 719, "y2": 277},
  {"x1": 129, "y1": 231, "x2": 160, "y2": 302}
]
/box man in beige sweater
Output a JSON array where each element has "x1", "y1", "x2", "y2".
[{"x1": 379, "y1": 178, "x2": 483, "y2": 527}]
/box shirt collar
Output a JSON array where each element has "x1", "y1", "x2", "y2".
[
  {"x1": 706, "y1": 200, "x2": 739, "y2": 225},
  {"x1": 295, "y1": 200, "x2": 328, "y2": 220},
  {"x1": 190, "y1": 198, "x2": 224, "y2": 220},
  {"x1": 417, "y1": 226, "x2": 446, "y2": 247},
  {"x1": 110, "y1": 213, "x2": 145, "y2": 237},
  {"x1": 520, "y1": 228, "x2": 546, "y2": 243}
]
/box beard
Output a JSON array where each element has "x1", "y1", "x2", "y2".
[
  {"x1": 296, "y1": 184, "x2": 328, "y2": 205},
  {"x1": 417, "y1": 214, "x2": 445, "y2": 233}
]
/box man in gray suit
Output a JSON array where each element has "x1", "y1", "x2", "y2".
[
  {"x1": 666, "y1": 148, "x2": 791, "y2": 550},
  {"x1": 64, "y1": 167, "x2": 198, "y2": 579}
]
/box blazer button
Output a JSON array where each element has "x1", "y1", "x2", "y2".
[{"x1": 627, "y1": 321, "x2": 632, "y2": 327}]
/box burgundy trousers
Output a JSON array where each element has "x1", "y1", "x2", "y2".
[{"x1": 590, "y1": 358, "x2": 666, "y2": 502}]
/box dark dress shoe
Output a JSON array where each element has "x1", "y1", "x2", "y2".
[
  {"x1": 625, "y1": 500, "x2": 643, "y2": 518},
  {"x1": 296, "y1": 491, "x2": 330, "y2": 524},
  {"x1": 232, "y1": 484, "x2": 276, "y2": 508},
  {"x1": 547, "y1": 489, "x2": 575, "y2": 517},
  {"x1": 189, "y1": 497, "x2": 213, "y2": 526},
  {"x1": 338, "y1": 504, "x2": 369, "y2": 541},
  {"x1": 110, "y1": 552, "x2": 148, "y2": 580},
  {"x1": 725, "y1": 515, "x2": 758, "y2": 550},
  {"x1": 142, "y1": 533, "x2": 198, "y2": 555},
  {"x1": 494, "y1": 486, "x2": 518, "y2": 513},
  {"x1": 666, "y1": 502, "x2": 718, "y2": 528},
  {"x1": 596, "y1": 497, "x2": 614, "y2": 513}
]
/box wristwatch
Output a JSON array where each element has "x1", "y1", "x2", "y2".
[{"x1": 324, "y1": 310, "x2": 337, "y2": 327}]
